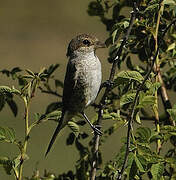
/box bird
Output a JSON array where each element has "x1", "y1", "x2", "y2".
[{"x1": 45, "y1": 33, "x2": 105, "y2": 156}]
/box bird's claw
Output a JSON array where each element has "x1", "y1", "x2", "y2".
[
  {"x1": 92, "y1": 125, "x2": 103, "y2": 136},
  {"x1": 101, "y1": 80, "x2": 114, "y2": 89}
]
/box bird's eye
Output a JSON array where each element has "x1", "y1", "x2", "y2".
[{"x1": 83, "y1": 39, "x2": 91, "y2": 46}]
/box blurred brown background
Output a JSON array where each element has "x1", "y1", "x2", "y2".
[{"x1": 0, "y1": 0, "x2": 125, "y2": 179}]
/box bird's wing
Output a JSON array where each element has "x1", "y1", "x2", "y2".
[
  {"x1": 62, "y1": 60, "x2": 77, "y2": 110},
  {"x1": 45, "y1": 61, "x2": 77, "y2": 156}
]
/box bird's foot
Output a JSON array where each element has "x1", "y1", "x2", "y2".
[
  {"x1": 92, "y1": 125, "x2": 103, "y2": 136},
  {"x1": 101, "y1": 80, "x2": 114, "y2": 89}
]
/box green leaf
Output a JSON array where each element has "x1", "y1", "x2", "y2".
[
  {"x1": 134, "y1": 155, "x2": 145, "y2": 172},
  {"x1": 11, "y1": 67, "x2": 22, "y2": 74},
  {"x1": 0, "y1": 157, "x2": 13, "y2": 175},
  {"x1": 123, "y1": 21, "x2": 129, "y2": 28},
  {"x1": 151, "y1": 163, "x2": 164, "y2": 180},
  {"x1": 115, "y1": 71, "x2": 144, "y2": 85},
  {"x1": 164, "y1": 0, "x2": 176, "y2": 5},
  {"x1": 6, "y1": 99, "x2": 18, "y2": 117},
  {"x1": 135, "y1": 112, "x2": 141, "y2": 124},
  {"x1": 136, "y1": 127, "x2": 151, "y2": 143},
  {"x1": 144, "y1": 4, "x2": 159, "y2": 13},
  {"x1": 0, "y1": 86, "x2": 13, "y2": 94},
  {"x1": 120, "y1": 92, "x2": 136, "y2": 107},
  {"x1": 38, "y1": 110, "x2": 62, "y2": 123},
  {"x1": 25, "y1": 69, "x2": 35, "y2": 76},
  {"x1": 112, "y1": 29, "x2": 117, "y2": 44},
  {"x1": 129, "y1": 158, "x2": 137, "y2": 179},
  {"x1": 126, "y1": 56, "x2": 134, "y2": 70},
  {"x1": 12, "y1": 156, "x2": 21, "y2": 169},
  {"x1": 45, "y1": 102, "x2": 62, "y2": 114},
  {"x1": 137, "y1": 95, "x2": 156, "y2": 108},
  {"x1": 148, "y1": 82, "x2": 161, "y2": 95},
  {"x1": 66, "y1": 132, "x2": 75, "y2": 145},
  {"x1": 0, "y1": 127, "x2": 16, "y2": 143},
  {"x1": 45, "y1": 64, "x2": 59, "y2": 77},
  {"x1": 55, "y1": 79, "x2": 64, "y2": 88},
  {"x1": 68, "y1": 121, "x2": 79, "y2": 137},
  {"x1": 46, "y1": 110, "x2": 62, "y2": 119},
  {"x1": 167, "y1": 42, "x2": 175, "y2": 51},
  {"x1": 167, "y1": 108, "x2": 176, "y2": 122}
]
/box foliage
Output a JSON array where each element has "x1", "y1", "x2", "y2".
[{"x1": 0, "y1": 0, "x2": 176, "y2": 180}]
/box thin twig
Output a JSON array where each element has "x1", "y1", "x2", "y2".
[
  {"x1": 90, "y1": 3, "x2": 138, "y2": 180},
  {"x1": 116, "y1": 18, "x2": 176, "y2": 180},
  {"x1": 157, "y1": 67, "x2": 175, "y2": 126}
]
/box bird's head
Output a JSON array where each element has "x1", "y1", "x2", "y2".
[{"x1": 66, "y1": 34, "x2": 106, "y2": 57}]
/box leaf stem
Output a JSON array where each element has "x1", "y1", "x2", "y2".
[
  {"x1": 18, "y1": 98, "x2": 30, "y2": 180},
  {"x1": 152, "y1": 0, "x2": 164, "y2": 154}
]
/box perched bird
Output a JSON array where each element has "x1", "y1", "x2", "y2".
[{"x1": 45, "y1": 34, "x2": 105, "y2": 156}]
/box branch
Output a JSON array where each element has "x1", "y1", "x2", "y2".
[
  {"x1": 157, "y1": 67, "x2": 175, "y2": 126},
  {"x1": 116, "y1": 18, "x2": 176, "y2": 180},
  {"x1": 90, "y1": 3, "x2": 138, "y2": 180}
]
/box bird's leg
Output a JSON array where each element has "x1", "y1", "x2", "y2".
[{"x1": 81, "y1": 112, "x2": 102, "y2": 136}]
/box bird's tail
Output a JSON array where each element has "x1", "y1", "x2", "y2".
[{"x1": 45, "y1": 111, "x2": 69, "y2": 157}]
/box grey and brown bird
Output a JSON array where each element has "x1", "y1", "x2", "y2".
[{"x1": 45, "y1": 34, "x2": 105, "y2": 156}]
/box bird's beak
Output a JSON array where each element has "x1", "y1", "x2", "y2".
[{"x1": 95, "y1": 40, "x2": 106, "y2": 49}]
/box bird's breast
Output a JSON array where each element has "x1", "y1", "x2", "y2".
[{"x1": 75, "y1": 55, "x2": 102, "y2": 107}]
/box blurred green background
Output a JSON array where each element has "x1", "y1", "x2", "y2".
[{"x1": 0, "y1": 0, "x2": 126, "y2": 179}]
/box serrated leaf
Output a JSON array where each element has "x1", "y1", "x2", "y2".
[
  {"x1": 0, "y1": 127, "x2": 16, "y2": 143},
  {"x1": 46, "y1": 110, "x2": 62, "y2": 119},
  {"x1": 11, "y1": 67, "x2": 22, "y2": 74},
  {"x1": 115, "y1": 71, "x2": 144, "y2": 86},
  {"x1": 120, "y1": 92, "x2": 136, "y2": 107},
  {"x1": 126, "y1": 56, "x2": 134, "y2": 70},
  {"x1": 0, "y1": 69, "x2": 10, "y2": 76},
  {"x1": 148, "y1": 82, "x2": 161, "y2": 94},
  {"x1": 45, "y1": 102, "x2": 62, "y2": 114},
  {"x1": 66, "y1": 132, "x2": 75, "y2": 145},
  {"x1": 6, "y1": 99, "x2": 18, "y2": 117},
  {"x1": 135, "y1": 112, "x2": 141, "y2": 124},
  {"x1": 167, "y1": 108, "x2": 176, "y2": 122},
  {"x1": 46, "y1": 64, "x2": 59, "y2": 77},
  {"x1": 134, "y1": 155, "x2": 145, "y2": 172},
  {"x1": 68, "y1": 121, "x2": 79, "y2": 137},
  {"x1": 0, "y1": 157, "x2": 13, "y2": 175},
  {"x1": 38, "y1": 110, "x2": 62, "y2": 123},
  {"x1": 0, "y1": 86, "x2": 12, "y2": 94},
  {"x1": 167, "y1": 42, "x2": 175, "y2": 51},
  {"x1": 34, "y1": 113, "x2": 40, "y2": 121},
  {"x1": 25, "y1": 69, "x2": 35, "y2": 76},
  {"x1": 151, "y1": 163, "x2": 164, "y2": 180},
  {"x1": 144, "y1": 4, "x2": 159, "y2": 13},
  {"x1": 164, "y1": 0, "x2": 176, "y2": 5},
  {"x1": 137, "y1": 95, "x2": 156, "y2": 108},
  {"x1": 38, "y1": 67, "x2": 46, "y2": 75},
  {"x1": 112, "y1": 29, "x2": 117, "y2": 44},
  {"x1": 123, "y1": 21, "x2": 129, "y2": 28},
  {"x1": 136, "y1": 127, "x2": 151, "y2": 143},
  {"x1": 11, "y1": 87, "x2": 21, "y2": 96},
  {"x1": 149, "y1": 133, "x2": 162, "y2": 143},
  {"x1": 12, "y1": 156, "x2": 21, "y2": 169},
  {"x1": 55, "y1": 79, "x2": 64, "y2": 88},
  {"x1": 129, "y1": 159, "x2": 137, "y2": 179}
]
